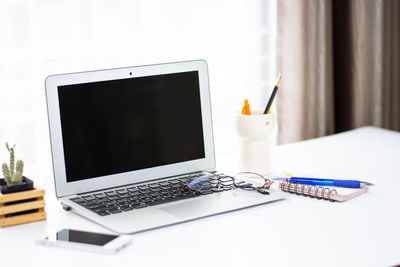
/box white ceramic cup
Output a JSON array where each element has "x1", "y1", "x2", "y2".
[{"x1": 236, "y1": 110, "x2": 274, "y2": 175}]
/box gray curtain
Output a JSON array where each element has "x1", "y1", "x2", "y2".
[{"x1": 277, "y1": 0, "x2": 400, "y2": 144}]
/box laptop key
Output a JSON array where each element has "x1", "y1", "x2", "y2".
[
  {"x1": 171, "y1": 183, "x2": 183, "y2": 188},
  {"x1": 93, "y1": 206, "x2": 109, "y2": 212},
  {"x1": 82, "y1": 195, "x2": 96, "y2": 201},
  {"x1": 127, "y1": 187, "x2": 139, "y2": 192},
  {"x1": 80, "y1": 200, "x2": 98, "y2": 206},
  {"x1": 140, "y1": 189, "x2": 150, "y2": 194},
  {"x1": 150, "y1": 193, "x2": 160, "y2": 198},
  {"x1": 128, "y1": 195, "x2": 139, "y2": 200},
  {"x1": 105, "y1": 204, "x2": 118, "y2": 210},
  {"x1": 129, "y1": 200, "x2": 140, "y2": 205},
  {"x1": 105, "y1": 200, "x2": 117, "y2": 205},
  {"x1": 160, "y1": 185, "x2": 173, "y2": 191},
  {"x1": 140, "y1": 197, "x2": 151, "y2": 203},
  {"x1": 138, "y1": 185, "x2": 149, "y2": 190},
  {"x1": 150, "y1": 187, "x2": 161, "y2": 192},
  {"x1": 86, "y1": 203, "x2": 104, "y2": 210},
  {"x1": 172, "y1": 190, "x2": 183, "y2": 196},
  {"x1": 117, "y1": 201, "x2": 129, "y2": 206},
  {"x1": 70, "y1": 197, "x2": 85, "y2": 203},
  {"x1": 129, "y1": 192, "x2": 140, "y2": 197}
]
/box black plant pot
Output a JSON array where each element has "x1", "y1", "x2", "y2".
[{"x1": 0, "y1": 176, "x2": 34, "y2": 194}]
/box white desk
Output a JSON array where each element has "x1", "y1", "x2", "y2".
[{"x1": 1, "y1": 126, "x2": 399, "y2": 267}]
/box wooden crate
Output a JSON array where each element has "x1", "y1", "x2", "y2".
[{"x1": 0, "y1": 187, "x2": 46, "y2": 227}]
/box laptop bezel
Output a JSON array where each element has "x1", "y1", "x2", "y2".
[{"x1": 45, "y1": 60, "x2": 215, "y2": 198}]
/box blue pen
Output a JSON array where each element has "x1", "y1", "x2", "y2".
[{"x1": 287, "y1": 177, "x2": 373, "y2": 188}]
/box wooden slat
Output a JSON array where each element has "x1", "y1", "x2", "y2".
[
  {"x1": 0, "y1": 200, "x2": 3, "y2": 219},
  {"x1": 0, "y1": 202, "x2": 3, "y2": 218},
  {"x1": 0, "y1": 200, "x2": 45, "y2": 215},
  {"x1": 0, "y1": 211, "x2": 46, "y2": 227},
  {"x1": 0, "y1": 187, "x2": 44, "y2": 203}
]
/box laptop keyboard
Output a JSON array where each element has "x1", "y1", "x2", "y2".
[{"x1": 69, "y1": 173, "x2": 232, "y2": 216}]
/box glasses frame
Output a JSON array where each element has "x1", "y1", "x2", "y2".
[
  {"x1": 231, "y1": 172, "x2": 273, "y2": 192},
  {"x1": 184, "y1": 172, "x2": 273, "y2": 194}
]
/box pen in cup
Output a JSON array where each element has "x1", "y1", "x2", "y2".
[
  {"x1": 263, "y1": 74, "x2": 281, "y2": 114},
  {"x1": 241, "y1": 73, "x2": 281, "y2": 116}
]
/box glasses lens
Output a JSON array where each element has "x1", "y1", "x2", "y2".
[
  {"x1": 233, "y1": 172, "x2": 267, "y2": 190},
  {"x1": 187, "y1": 172, "x2": 219, "y2": 192}
]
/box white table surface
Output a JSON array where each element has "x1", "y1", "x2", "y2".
[{"x1": 1, "y1": 126, "x2": 399, "y2": 267}]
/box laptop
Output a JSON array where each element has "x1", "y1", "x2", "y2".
[{"x1": 45, "y1": 60, "x2": 285, "y2": 234}]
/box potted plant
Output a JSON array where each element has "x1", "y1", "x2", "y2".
[{"x1": 0, "y1": 142, "x2": 33, "y2": 194}]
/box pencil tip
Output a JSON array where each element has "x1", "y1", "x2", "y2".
[{"x1": 276, "y1": 73, "x2": 281, "y2": 87}]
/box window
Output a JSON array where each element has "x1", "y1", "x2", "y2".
[{"x1": 0, "y1": 0, "x2": 277, "y2": 173}]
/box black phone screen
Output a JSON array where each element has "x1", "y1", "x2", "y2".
[{"x1": 56, "y1": 229, "x2": 118, "y2": 246}]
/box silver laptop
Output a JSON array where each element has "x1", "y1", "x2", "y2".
[{"x1": 45, "y1": 60, "x2": 285, "y2": 234}]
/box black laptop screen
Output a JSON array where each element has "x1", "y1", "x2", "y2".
[{"x1": 58, "y1": 71, "x2": 205, "y2": 183}]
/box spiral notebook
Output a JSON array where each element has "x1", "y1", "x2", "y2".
[{"x1": 279, "y1": 180, "x2": 369, "y2": 202}]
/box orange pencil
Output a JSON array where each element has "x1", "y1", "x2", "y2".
[{"x1": 242, "y1": 99, "x2": 251, "y2": 115}]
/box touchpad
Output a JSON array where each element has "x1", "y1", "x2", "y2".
[{"x1": 160, "y1": 197, "x2": 235, "y2": 219}]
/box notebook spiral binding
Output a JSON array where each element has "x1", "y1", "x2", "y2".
[{"x1": 280, "y1": 179, "x2": 338, "y2": 201}]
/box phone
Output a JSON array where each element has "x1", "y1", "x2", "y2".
[{"x1": 36, "y1": 228, "x2": 131, "y2": 254}]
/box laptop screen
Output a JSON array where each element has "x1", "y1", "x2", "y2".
[{"x1": 57, "y1": 71, "x2": 205, "y2": 183}]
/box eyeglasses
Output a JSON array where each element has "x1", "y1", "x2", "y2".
[{"x1": 185, "y1": 172, "x2": 273, "y2": 195}]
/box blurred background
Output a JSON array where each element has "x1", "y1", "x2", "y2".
[
  {"x1": 0, "y1": 0, "x2": 277, "y2": 175},
  {"x1": 277, "y1": 0, "x2": 400, "y2": 144},
  {"x1": 0, "y1": 0, "x2": 399, "y2": 180}
]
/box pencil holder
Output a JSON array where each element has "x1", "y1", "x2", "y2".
[{"x1": 236, "y1": 111, "x2": 274, "y2": 175}]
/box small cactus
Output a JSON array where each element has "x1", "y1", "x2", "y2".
[
  {"x1": 14, "y1": 160, "x2": 24, "y2": 184},
  {"x1": 2, "y1": 163, "x2": 11, "y2": 183},
  {"x1": 2, "y1": 142, "x2": 24, "y2": 186}
]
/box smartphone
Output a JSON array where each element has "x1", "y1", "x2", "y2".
[{"x1": 36, "y1": 228, "x2": 131, "y2": 254}]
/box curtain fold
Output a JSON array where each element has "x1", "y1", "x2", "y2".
[{"x1": 277, "y1": 0, "x2": 400, "y2": 144}]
